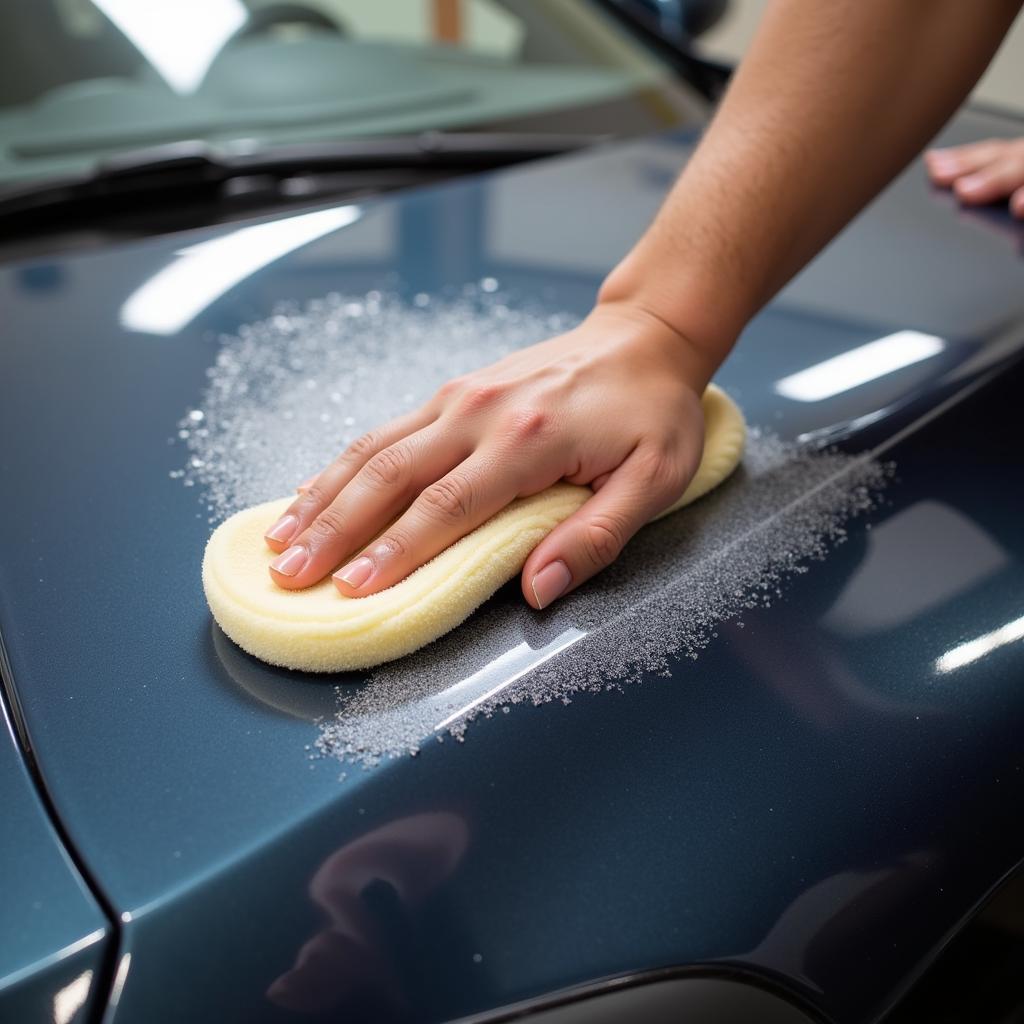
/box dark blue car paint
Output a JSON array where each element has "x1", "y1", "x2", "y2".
[
  {"x1": 0, "y1": 690, "x2": 109, "y2": 1022},
  {"x1": 1, "y1": 105, "x2": 1023, "y2": 1022}
]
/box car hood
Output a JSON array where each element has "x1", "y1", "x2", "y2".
[{"x1": 2, "y1": 108, "x2": 1024, "y2": 1024}]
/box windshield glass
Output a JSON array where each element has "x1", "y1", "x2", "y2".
[{"x1": 0, "y1": 0, "x2": 704, "y2": 187}]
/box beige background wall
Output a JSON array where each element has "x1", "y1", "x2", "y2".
[
  {"x1": 251, "y1": 1, "x2": 1024, "y2": 117},
  {"x1": 699, "y1": 1, "x2": 1024, "y2": 116},
  {"x1": 263, "y1": 1, "x2": 1024, "y2": 116}
]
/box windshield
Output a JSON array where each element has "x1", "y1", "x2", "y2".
[{"x1": 0, "y1": 0, "x2": 705, "y2": 187}]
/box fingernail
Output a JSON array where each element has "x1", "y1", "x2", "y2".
[
  {"x1": 265, "y1": 514, "x2": 299, "y2": 544},
  {"x1": 531, "y1": 560, "x2": 572, "y2": 609},
  {"x1": 956, "y1": 175, "x2": 983, "y2": 195},
  {"x1": 334, "y1": 556, "x2": 374, "y2": 589},
  {"x1": 271, "y1": 545, "x2": 308, "y2": 576}
]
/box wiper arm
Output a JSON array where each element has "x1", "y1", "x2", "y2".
[{"x1": 0, "y1": 132, "x2": 607, "y2": 218}]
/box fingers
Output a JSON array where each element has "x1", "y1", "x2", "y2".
[
  {"x1": 1012, "y1": 186, "x2": 1024, "y2": 220},
  {"x1": 331, "y1": 446, "x2": 536, "y2": 596},
  {"x1": 925, "y1": 140, "x2": 1006, "y2": 185},
  {"x1": 520, "y1": 445, "x2": 690, "y2": 610},
  {"x1": 264, "y1": 408, "x2": 434, "y2": 554},
  {"x1": 952, "y1": 152, "x2": 1024, "y2": 205},
  {"x1": 268, "y1": 423, "x2": 468, "y2": 589},
  {"x1": 925, "y1": 139, "x2": 1024, "y2": 207}
]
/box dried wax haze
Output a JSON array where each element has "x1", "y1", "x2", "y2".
[{"x1": 178, "y1": 288, "x2": 891, "y2": 767}]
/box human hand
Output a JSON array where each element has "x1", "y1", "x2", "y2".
[
  {"x1": 926, "y1": 138, "x2": 1024, "y2": 218},
  {"x1": 262, "y1": 302, "x2": 712, "y2": 609}
]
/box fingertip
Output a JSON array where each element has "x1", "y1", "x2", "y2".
[
  {"x1": 927, "y1": 166, "x2": 957, "y2": 187},
  {"x1": 264, "y1": 512, "x2": 299, "y2": 550},
  {"x1": 521, "y1": 576, "x2": 540, "y2": 610},
  {"x1": 528, "y1": 559, "x2": 573, "y2": 610},
  {"x1": 332, "y1": 555, "x2": 375, "y2": 594},
  {"x1": 268, "y1": 544, "x2": 312, "y2": 589},
  {"x1": 520, "y1": 543, "x2": 554, "y2": 606},
  {"x1": 268, "y1": 569, "x2": 299, "y2": 589},
  {"x1": 924, "y1": 150, "x2": 957, "y2": 180},
  {"x1": 953, "y1": 174, "x2": 987, "y2": 202}
]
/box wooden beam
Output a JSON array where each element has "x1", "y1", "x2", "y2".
[{"x1": 432, "y1": 0, "x2": 462, "y2": 44}]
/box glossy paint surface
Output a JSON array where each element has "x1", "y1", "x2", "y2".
[
  {"x1": 0, "y1": 107, "x2": 1023, "y2": 1023},
  {"x1": 0, "y1": 694, "x2": 108, "y2": 1021}
]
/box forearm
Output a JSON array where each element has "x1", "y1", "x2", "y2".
[{"x1": 601, "y1": 0, "x2": 1023, "y2": 378}]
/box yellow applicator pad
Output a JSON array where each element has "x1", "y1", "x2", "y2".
[{"x1": 202, "y1": 385, "x2": 746, "y2": 672}]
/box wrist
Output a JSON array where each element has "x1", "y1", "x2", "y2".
[
  {"x1": 598, "y1": 236, "x2": 747, "y2": 378},
  {"x1": 585, "y1": 295, "x2": 720, "y2": 395}
]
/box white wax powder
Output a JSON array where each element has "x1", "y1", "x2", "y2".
[{"x1": 176, "y1": 288, "x2": 891, "y2": 767}]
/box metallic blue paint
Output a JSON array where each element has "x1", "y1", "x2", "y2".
[
  {"x1": 0, "y1": 106, "x2": 1023, "y2": 1022},
  {"x1": 0, "y1": 687, "x2": 109, "y2": 1021}
]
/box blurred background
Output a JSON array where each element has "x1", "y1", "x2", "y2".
[{"x1": 699, "y1": 0, "x2": 1024, "y2": 116}]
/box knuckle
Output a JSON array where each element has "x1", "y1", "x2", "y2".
[
  {"x1": 302, "y1": 483, "x2": 333, "y2": 508},
  {"x1": 457, "y1": 383, "x2": 503, "y2": 415},
  {"x1": 420, "y1": 475, "x2": 473, "y2": 523},
  {"x1": 435, "y1": 376, "x2": 465, "y2": 401},
  {"x1": 344, "y1": 430, "x2": 383, "y2": 462},
  {"x1": 506, "y1": 406, "x2": 549, "y2": 442},
  {"x1": 638, "y1": 446, "x2": 687, "y2": 495},
  {"x1": 375, "y1": 531, "x2": 409, "y2": 560},
  {"x1": 363, "y1": 444, "x2": 410, "y2": 489},
  {"x1": 307, "y1": 504, "x2": 348, "y2": 542},
  {"x1": 581, "y1": 513, "x2": 627, "y2": 568}
]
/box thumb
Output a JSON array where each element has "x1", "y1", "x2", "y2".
[{"x1": 521, "y1": 448, "x2": 687, "y2": 610}]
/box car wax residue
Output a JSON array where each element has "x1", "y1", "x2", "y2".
[
  {"x1": 179, "y1": 289, "x2": 891, "y2": 768},
  {"x1": 316, "y1": 433, "x2": 889, "y2": 766},
  {"x1": 176, "y1": 287, "x2": 575, "y2": 521}
]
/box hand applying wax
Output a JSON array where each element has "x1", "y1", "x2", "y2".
[
  {"x1": 264, "y1": 0, "x2": 1024, "y2": 610},
  {"x1": 263, "y1": 302, "x2": 712, "y2": 610}
]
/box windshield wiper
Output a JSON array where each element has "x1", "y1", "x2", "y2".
[{"x1": 0, "y1": 131, "x2": 607, "y2": 219}]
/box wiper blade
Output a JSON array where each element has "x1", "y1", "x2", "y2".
[{"x1": 0, "y1": 132, "x2": 607, "y2": 218}]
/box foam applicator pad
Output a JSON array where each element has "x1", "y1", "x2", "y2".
[{"x1": 203, "y1": 385, "x2": 746, "y2": 672}]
